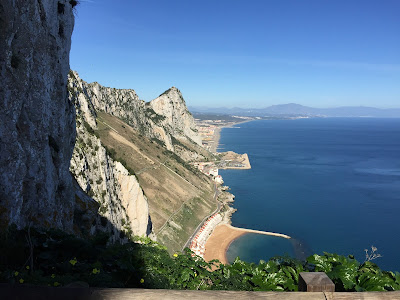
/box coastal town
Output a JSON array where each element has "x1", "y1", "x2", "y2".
[{"x1": 194, "y1": 115, "x2": 255, "y2": 152}]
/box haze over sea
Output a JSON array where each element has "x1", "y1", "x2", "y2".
[{"x1": 219, "y1": 118, "x2": 400, "y2": 271}]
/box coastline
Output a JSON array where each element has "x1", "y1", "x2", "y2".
[
  {"x1": 201, "y1": 120, "x2": 248, "y2": 264},
  {"x1": 211, "y1": 119, "x2": 253, "y2": 153},
  {"x1": 203, "y1": 224, "x2": 291, "y2": 264},
  {"x1": 210, "y1": 127, "x2": 221, "y2": 153},
  {"x1": 218, "y1": 152, "x2": 251, "y2": 170},
  {"x1": 200, "y1": 118, "x2": 291, "y2": 265},
  {"x1": 203, "y1": 224, "x2": 246, "y2": 264}
]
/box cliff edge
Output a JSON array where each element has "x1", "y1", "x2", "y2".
[
  {"x1": 0, "y1": 1, "x2": 78, "y2": 231},
  {"x1": 69, "y1": 76, "x2": 152, "y2": 240}
]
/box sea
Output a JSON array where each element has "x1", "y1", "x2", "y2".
[{"x1": 218, "y1": 118, "x2": 400, "y2": 272}]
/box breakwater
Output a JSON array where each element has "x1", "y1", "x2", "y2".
[{"x1": 226, "y1": 224, "x2": 291, "y2": 239}]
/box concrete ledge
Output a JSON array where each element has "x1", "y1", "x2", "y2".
[{"x1": 1, "y1": 286, "x2": 400, "y2": 300}]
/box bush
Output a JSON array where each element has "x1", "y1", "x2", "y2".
[{"x1": 1, "y1": 227, "x2": 399, "y2": 291}]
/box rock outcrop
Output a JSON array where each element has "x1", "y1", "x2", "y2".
[
  {"x1": 68, "y1": 71, "x2": 203, "y2": 158},
  {"x1": 69, "y1": 74, "x2": 151, "y2": 240},
  {"x1": 0, "y1": 0, "x2": 78, "y2": 230},
  {"x1": 149, "y1": 87, "x2": 202, "y2": 146}
]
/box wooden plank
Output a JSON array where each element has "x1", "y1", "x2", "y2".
[
  {"x1": 91, "y1": 289, "x2": 325, "y2": 300},
  {"x1": 326, "y1": 291, "x2": 400, "y2": 300},
  {"x1": 0, "y1": 286, "x2": 325, "y2": 300},
  {"x1": 0, "y1": 285, "x2": 91, "y2": 300},
  {"x1": 298, "y1": 272, "x2": 335, "y2": 292},
  {"x1": 1, "y1": 286, "x2": 400, "y2": 299}
]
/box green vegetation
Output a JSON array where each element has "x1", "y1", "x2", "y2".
[
  {"x1": 158, "y1": 87, "x2": 174, "y2": 98},
  {"x1": 1, "y1": 227, "x2": 399, "y2": 291},
  {"x1": 157, "y1": 193, "x2": 216, "y2": 253},
  {"x1": 171, "y1": 136, "x2": 191, "y2": 152},
  {"x1": 162, "y1": 149, "x2": 199, "y2": 175},
  {"x1": 145, "y1": 107, "x2": 166, "y2": 124},
  {"x1": 83, "y1": 121, "x2": 100, "y2": 138},
  {"x1": 151, "y1": 137, "x2": 165, "y2": 147},
  {"x1": 103, "y1": 145, "x2": 136, "y2": 176}
]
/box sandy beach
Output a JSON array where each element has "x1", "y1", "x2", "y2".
[
  {"x1": 210, "y1": 120, "x2": 253, "y2": 153},
  {"x1": 210, "y1": 127, "x2": 221, "y2": 153},
  {"x1": 203, "y1": 224, "x2": 246, "y2": 264},
  {"x1": 203, "y1": 223, "x2": 291, "y2": 264}
]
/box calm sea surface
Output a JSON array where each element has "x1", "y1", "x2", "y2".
[{"x1": 219, "y1": 118, "x2": 400, "y2": 271}]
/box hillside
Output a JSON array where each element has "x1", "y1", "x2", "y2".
[
  {"x1": 68, "y1": 71, "x2": 217, "y2": 252},
  {"x1": 95, "y1": 112, "x2": 216, "y2": 252}
]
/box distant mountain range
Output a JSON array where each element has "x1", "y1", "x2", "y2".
[{"x1": 189, "y1": 103, "x2": 400, "y2": 118}]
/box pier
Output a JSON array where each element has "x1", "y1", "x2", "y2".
[{"x1": 225, "y1": 224, "x2": 291, "y2": 239}]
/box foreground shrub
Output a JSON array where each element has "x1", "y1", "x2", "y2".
[{"x1": 1, "y1": 227, "x2": 399, "y2": 291}]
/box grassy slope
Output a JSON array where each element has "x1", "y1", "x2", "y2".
[{"x1": 95, "y1": 112, "x2": 216, "y2": 253}]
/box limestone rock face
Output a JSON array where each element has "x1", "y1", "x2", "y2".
[
  {"x1": 0, "y1": 0, "x2": 76, "y2": 230},
  {"x1": 68, "y1": 72, "x2": 203, "y2": 155},
  {"x1": 114, "y1": 162, "x2": 150, "y2": 236},
  {"x1": 69, "y1": 75, "x2": 151, "y2": 240},
  {"x1": 149, "y1": 87, "x2": 202, "y2": 146}
]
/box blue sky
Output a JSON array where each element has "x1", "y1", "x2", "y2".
[{"x1": 70, "y1": 0, "x2": 400, "y2": 108}]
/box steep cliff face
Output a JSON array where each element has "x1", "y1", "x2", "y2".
[
  {"x1": 0, "y1": 1, "x2": 77, "y2": 230},
  {"x1": 69, "y1": 74, "x2": 151, "y2": 240},
  {"x1": 149, "y1": 87, "x2": 202, "y2": 146},
  {"x1": 68, "y1": 71, "x2": 204, "y2": 160}
]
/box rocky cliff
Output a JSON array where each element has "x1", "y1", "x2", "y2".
[
  {"x1": 0, "y1": 0, "x2": 80, "y2": 231},
  {"x1": 149, "y1": 87, "x2": 202, "y2": 146},
  {"x1": 0, "y1": 1, "x2": 208, "y2": 246},
  {"x1": 67, "y1": 71, "x2": 217, "y2": 251},
  {"x1": 69, "y1": 84, "x2": 151, "y2": 240},
  {"x1": 68, "y1": 71, "x2": 205, "y2": 161}
]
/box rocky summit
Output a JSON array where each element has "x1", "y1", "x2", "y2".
[{"x1": 68, "y1": 71, "x2": 202, "y2": 156}]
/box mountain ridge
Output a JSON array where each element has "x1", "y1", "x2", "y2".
[
  {"x1": 190, "y1": 103, "x2": 400, "y2": 117},
  {"x1": 69, "y1": 71, "x2": 204, "y2": 157}
]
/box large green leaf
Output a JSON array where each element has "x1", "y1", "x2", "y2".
[
  {"x1": 357, "y1": 273, "x2": 392, "y2": 291},
  {"x1": 307, "y1": 254, "x2": 332, "y2": 272}
]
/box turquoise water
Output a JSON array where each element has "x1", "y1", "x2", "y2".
[{"x1": 219, "y1": 118, "x2": 400, "y2": 271}]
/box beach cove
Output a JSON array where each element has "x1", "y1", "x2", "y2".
[{"x1": 204, "y1": 224, "x2": 291, "y2": 264}]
